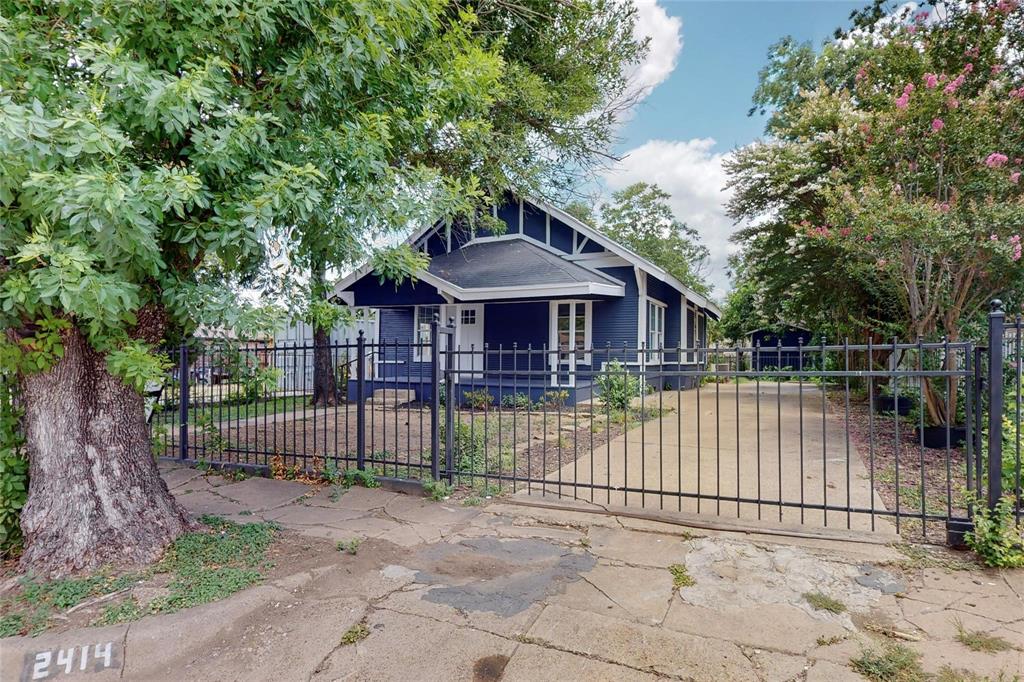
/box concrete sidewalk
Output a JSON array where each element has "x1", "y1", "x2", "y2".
[
  {"x1": 549, "y1": 382, "x2": 895, "y2": 534},
  {"x1": 1, "y1": 465, "x2": 1020, "y2": 681}
]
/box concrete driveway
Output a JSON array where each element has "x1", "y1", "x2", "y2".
[
  {"x1": 547, "y1": 382, "x2": 894, "y2": 534},
  {"x1": 2, "y1": 466, "x2": 1020, "y2": 681}
]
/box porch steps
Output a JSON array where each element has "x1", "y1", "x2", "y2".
[{"x1": 368, "y1": 388, "x2": 417, "y2": 406}]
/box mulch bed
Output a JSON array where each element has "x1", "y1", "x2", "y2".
[{"x1": 828, "y1": 389, "x2": 971, "y2": 543}]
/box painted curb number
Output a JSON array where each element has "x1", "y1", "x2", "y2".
[{"x1": 20, "y1": 643, "x2": 118, "y2": 681}]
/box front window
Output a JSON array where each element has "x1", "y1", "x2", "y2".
[
  {"x1": 557, "y1": 302, "x2": 587, "y2": 361},
  {"x1": 647, "y1": 299, "x2": 665, "y2": 362},
  {"x1": 414, "y1": 305, "x2": 439, "y2": 360}
]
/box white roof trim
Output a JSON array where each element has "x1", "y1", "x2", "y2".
[
  {"x1": 527, "y1": 197, "x2": 721, "y2": 317},
  {"x1": 333, "y1": 196, "x2": 720, "y2": 317}
]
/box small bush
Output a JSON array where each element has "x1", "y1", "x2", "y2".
[
  {"x1": 595, "y1": 361, "x2": 640, "y2": 411},
  {"x1": 463, "y1": 388, "x2": 494, "y2": 411},
  {"x1": 966, "y1": 496, "x2": 1024, "y2": 568},
  {"x1": 341, "y1": 468, "x2": 381, "y2": 489},
  {"x1": 501, "y1": 392, "x2": 531, "y2": 410},
  {"x1": 440, "y1": 422, "x2": 486, "y2": 475},
  {"x1": 538, "y1": 389, "x2": 569, "y2": 409},
  {"x1": 336, "y1": 539, "x2": 360, "y2": 555}
]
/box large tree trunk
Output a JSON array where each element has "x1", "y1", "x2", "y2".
[
  {"x1": 18, "y1": 327, "x2": 193, "y2": 578},
  {"x1": 311, "y1": 256, "x2": 338, "y2": 407}
]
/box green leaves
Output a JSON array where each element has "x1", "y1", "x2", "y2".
[
  {"x1": 371, "y1": 244, "x2": 430, "y2": 289},
  {"x1": 106, "y1": 341, "x2": 172, "y2": 393}
]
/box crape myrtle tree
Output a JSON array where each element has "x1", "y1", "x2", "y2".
[
  {"x1": 0, "y1": 0, "x2": 643, "y2": 576},
  {"x1": 727, "y1": 0, "x2": 1024, "y2": 422}
]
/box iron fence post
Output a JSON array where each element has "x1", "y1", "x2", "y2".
[
  {"x1": 444, "y1": 317, "x2": 455, "y2": 484},
  {"x1": 430, "y1": 315, "x2": 441, "y2": 482},
  {"x1": 356, "y1": 329, "x2": 366, "y2": 471},
  {"x1": 178, "y1": 343, "x2": 189, "y2": 461},
  {"x1": 987, "y1": 300, "x2": 1005, "y2": 509}
]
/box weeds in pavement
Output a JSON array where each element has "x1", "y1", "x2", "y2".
[
  {"x1": 804, "y1": 591, "x2": 846, "y2": 614},
  {"x1": 850, "y1": 643, "x2": 925, "y2": 682},
  {"x1": 341, "y1": 622, "x2": 370, "y2": 645},
  {"x1": 954, "y1": 619, "x2": 1015, "y2": 653},
  {"x1": 668, "y1": 564, "x2": 694, "y2": 588}
]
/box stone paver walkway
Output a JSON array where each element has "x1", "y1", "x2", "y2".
[{"x1": 1, "y1": 464, "x2": 1021, "y2": 681}]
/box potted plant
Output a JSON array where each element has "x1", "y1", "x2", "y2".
[{"x1": 874, "y1": 383, "x2": 915, "y2": 416}]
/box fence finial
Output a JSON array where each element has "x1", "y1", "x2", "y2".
[
  {"x1": 357, "y1": 329, "x2": 364, "y2": 339},
  {"x1": 990, "y1": 299, "x2": 1004, "y2": 313}
]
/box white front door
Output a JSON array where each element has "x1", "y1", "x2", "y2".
[{"x1": 455, "y1": 304, "x2": 484, "y2": 380}]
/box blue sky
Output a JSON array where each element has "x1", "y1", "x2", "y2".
[{"x1": 604, "y1": 1, "x2": 869, "y2": 298}]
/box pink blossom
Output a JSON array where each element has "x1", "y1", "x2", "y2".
[
  {"x1": 840, "y1": 227, "x2": 851, "y2": 237},
  {"x1": 923, "y1": 73, "x2": 939, "y2": 89},
  {"x1": 895, "y1": 93, "x2": 910, "y2": 109},
  {"x1": 992, "y1": 64, "x2": 1005, "y2": 75},
  {"x1": 947, "y1": 98, "x2": 959, "y2": 109},
  {"x1": 1012, "y1": 172, "x2": 1021, "y2": 184},
  {"x1": 997, "y1": 0, "x2": 1020, "y2": 14},
  {"x1": 963, "y1": 63, "x2": 974, "y2": 73},
  {"x1": 1011, "y1": 235, "x2": 1022, "y2": 243},
  {"x1": 939, "y1": 203, "x2": 950, "y2": 213},
  {"x1": 907, "y1": 24, "x2": 917, "y2": 34},
  {"x1": 986, "y1": 152, "x2": 1009, "y2": 168},
  {"x1": 856, "y1": 67, "x2": 868, "y2": 82},
  {"x1": 1016, "y1": 158, "x2": 1023, "y2": 165},
  {"x1": 904, "y1": 83, "x2": 914, "y2": 95},
  {"x1": 992, "y1": 234, "x2": 1000, "y2": 241},
  {"x1": 865, "y1": 233, "x2": 873, "y2": 242},
  {"x1": 944, "y1": 74, "x2": 965, "y2": 94},
  {"x1": 877, "y1": 258, "x2": 887, "y2": 267},
  {"x1": 931, "y1": 118, "x2": 945, "y2": 132}
]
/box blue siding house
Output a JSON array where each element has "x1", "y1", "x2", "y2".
[{"x1": 333, "y1": 197, "x2": 720, "y2": 404}]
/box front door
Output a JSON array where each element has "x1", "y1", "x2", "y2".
[{"x1": 456, "y1": 304, "x2": 484, "y2": 380}]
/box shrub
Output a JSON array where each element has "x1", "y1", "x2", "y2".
[
  {"x1": 966, "y1": 496, "x2": 1024, "y2": 568},
  {"x1": 538, "y1": 389, "x2": 569, "y2": 409},
  {"x1": 595, "y1": 361, "x2": 640, "y2": 411},
  {"x1": 501, "y1": 392, "x2": 531, "y2": 410},
  {"x1": 462, "y1": 388, "x2": 494, "y2": 411}
]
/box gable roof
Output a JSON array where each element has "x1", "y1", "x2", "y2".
[
  {"x1": 429, "y1": 239, "x2": 621, "y2": 289},
  {"x1": 334, "y1": 196, "x2": 721, "y2": 316}
]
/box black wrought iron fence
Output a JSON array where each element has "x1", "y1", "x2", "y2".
[{"x1": 155, "y1": 303, "x2": 1022, "y2": 544}]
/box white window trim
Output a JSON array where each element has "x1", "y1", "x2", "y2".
[
  {"x1": 645, "y1": 297, "x2": 667, "y2": 364},
  {"x1": 548, "y1": 300, "x2": 592, "y2": 387}
]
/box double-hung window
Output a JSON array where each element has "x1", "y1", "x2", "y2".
[{"x1": 646, "y1": 299, "x2": 666, "y2": 363}]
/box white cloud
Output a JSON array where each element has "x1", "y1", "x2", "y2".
[
  {"x1": 602, "y1": 138, "x2": 739, "y2": 300},
  {"x1": 626, "y1": 1, "x2": 683, "y2": 100}
]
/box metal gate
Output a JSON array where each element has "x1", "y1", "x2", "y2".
[{"x1": 156, "y1": 302, "x2": 1022, "y2": 544}]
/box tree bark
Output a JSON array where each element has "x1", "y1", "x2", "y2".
[
  {"x1": 18, "y1": 327, "x2": 193, "y2": 578},
  {"x1": 311, "y1": 256, "x2": 338, "y2": 407}
]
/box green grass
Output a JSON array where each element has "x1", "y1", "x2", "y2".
[
  {"x1": 804, "y1": 591, "x2": 846, "y2": 614},
  {"x1": 850, "y1": 644, "x2": 925, "y2": 682},
  {"x1": 0, "y1": 516, "x2": 278, "y2": 636},
  {"x1": 668, "y1": 563, "x2": 695, "y2": 588},
  {"x1": 154, "y1": 396, "x2": 312, "y2": 426},
  {"x1": 954, "y1": 620, "x2": 1016, "y2": 653}
]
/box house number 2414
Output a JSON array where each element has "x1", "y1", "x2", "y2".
[{"x1": 22, "y1": 643, "x2": 118, "y2": 680}]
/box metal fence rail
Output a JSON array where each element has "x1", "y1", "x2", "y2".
[{"x1": 155, "y1": 304, "x2": 1022, "y2": 544}]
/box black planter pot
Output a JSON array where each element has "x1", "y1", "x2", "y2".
[
  {"x1": 875, "y1": 395, "x2": 914, "y2": 416},
  {"x1": 917, "y1": 425, "x2": 968, "y2": 449}
]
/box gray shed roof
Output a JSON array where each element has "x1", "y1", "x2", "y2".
[{"x1": 428, "y1": 239, "x2": 621, "y2": 290}]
